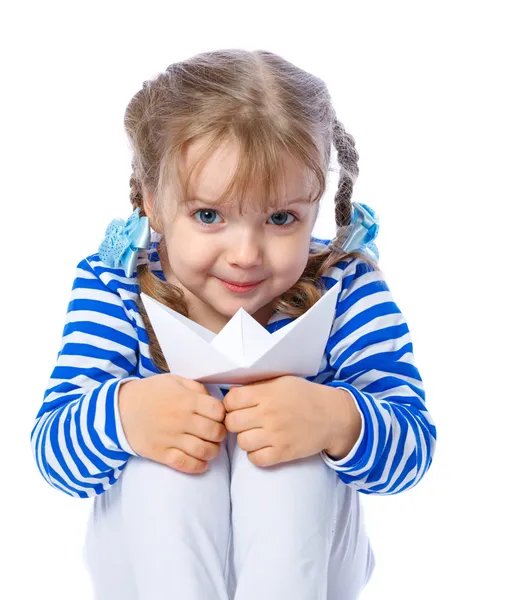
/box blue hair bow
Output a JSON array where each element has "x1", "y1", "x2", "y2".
[
  {"x1": 330, "y1": 202, "x2": 380, "y2": 261},
  {"x1": 98, "y1": 207, "x2": 151, "y2": 277}
]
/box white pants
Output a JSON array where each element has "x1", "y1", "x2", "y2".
[{"x1": 83, "y1": 400, "x2": 375, "y2": 599}]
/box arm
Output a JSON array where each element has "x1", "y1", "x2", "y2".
[
  {"x1": 30, "y1": 258, "x2": 142, "y2": 499},
  {"x1": 319, "y1": 257, "x2": 437, "y2": 495}
]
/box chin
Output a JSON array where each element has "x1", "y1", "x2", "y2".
[{"x1": 219, "y1": 298, "x2": 259, "y2": 314}]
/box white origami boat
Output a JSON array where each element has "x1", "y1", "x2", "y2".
[{"x1": 140, "y1": 280, "x2": 341, "y2": 385}]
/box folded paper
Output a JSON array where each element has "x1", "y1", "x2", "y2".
[{"x1": 140, "y1": 280, "x2": 341, "y2": 385}]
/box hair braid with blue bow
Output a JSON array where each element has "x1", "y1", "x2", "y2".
[{"x1": 329, "y1": 118, "x2": 379, "y2": 263}]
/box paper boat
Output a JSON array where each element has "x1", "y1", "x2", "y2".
[{"x1": 140, "y1": 280, "x2": 341, "y2": 384}]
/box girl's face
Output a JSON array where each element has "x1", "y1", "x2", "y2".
[{"x1": 149, "y1": 138, "x2": 320, "y2": 333}]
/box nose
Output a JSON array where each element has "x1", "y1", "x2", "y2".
[{"x1": 226, "y1": 229, "x2": 263, "y2": 268}]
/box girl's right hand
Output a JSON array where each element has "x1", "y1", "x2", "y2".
[{"x1": 118, "y1": 374, "x2": 228, "y2": 475}]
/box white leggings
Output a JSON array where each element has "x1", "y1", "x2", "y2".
[{"x1": 83, "y1": 409, "x2": 375, "y2": 599}]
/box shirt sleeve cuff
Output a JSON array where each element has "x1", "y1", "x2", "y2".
[{"x1": 112, "y1": 377, "x2": 141, "y2": 456}]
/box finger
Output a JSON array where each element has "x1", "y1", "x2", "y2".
[
  {"x1": 194, "y1": 393, "x2": 226, "y2": 422},
  {"x1": 236, "y1": 428, "x2": 269, "y2": 452},
  {"x1": 223, "y1": 386, "x2": 259, "y2": 413},
  {"x1": 248, "y1": 447, "x2": 278, "y2": 468},
  {"x1": 225, "y1": 407, "x2": 262, "y2": 433},
  {"x1": 179, "y1": 433, "x2": 222, "y2": 461},
  {"x1": 188, "y1": 413, "x2": 228, "y2": 443},
  {"x1": 160, "y1": 448, "x2": 208, "y2": 475}
]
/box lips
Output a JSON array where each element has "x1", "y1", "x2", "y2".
[
  {"x1": 220, "y1": 278, "x2": 264, "y2": 286},
  {"x1": 217, "y1": 277, "x2": 265, "y2": 293}
]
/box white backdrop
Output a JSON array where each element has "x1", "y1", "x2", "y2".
[{"x1": 3, "y1": 1, "x2": 518, "y2": 598}]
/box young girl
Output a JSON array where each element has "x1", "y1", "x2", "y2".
[{"x1": 30, "y1": 49, "x2": 436, "y2": 600}]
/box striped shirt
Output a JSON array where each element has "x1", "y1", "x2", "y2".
[{"x1": 30, "y1": 232, "x2": 437, "y2": 499}]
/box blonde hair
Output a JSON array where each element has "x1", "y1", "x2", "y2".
[{"x1": 124, "y1": 49, "x2": 380, "y2": 373}]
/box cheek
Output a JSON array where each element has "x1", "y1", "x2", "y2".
[
  {"x1": 269, "y1": 237, "x2": 310, "y2": 277},
  {"x1": 175, "y1": 247, "x2": 212, "y2": 273},
  {"x1": 164, "y1": 223, "x2": 201, "y2": 276},
  {"x1": 166, "y1": 229, "x2": 216, "y2": 273}
]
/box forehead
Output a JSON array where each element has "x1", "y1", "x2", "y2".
[{"x1": 180, "y1": 136, "x2": 318, "y2": 211}]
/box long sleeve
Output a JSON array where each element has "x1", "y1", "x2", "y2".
[
  {"x1": 319, "y1": 257, "x2": 437, "y2": 495},
  {"x1": 30, "y1": 258, "x2": 141, "y2": 499}
]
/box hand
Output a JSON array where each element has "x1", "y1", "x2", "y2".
[
  {"x1": 223, "y1": 375, "x2": 349, "y2": 467},
  {"x1": 118, "y1": 374, "x2": 228, "y2": 475}
]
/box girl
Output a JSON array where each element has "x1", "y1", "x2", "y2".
[{"x1": 30, "y1": 49, "x2": 436, "y2": 600}]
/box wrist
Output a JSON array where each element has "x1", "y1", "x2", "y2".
[
  {"x1": 118, "y1": 378, "x2": 143, "y2": 414},
  {"x1": 323, "y1": 386, "x2": 362, "y2": 460}
]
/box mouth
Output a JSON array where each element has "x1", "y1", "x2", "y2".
[{"x1": 217, "y1": 277, "x2": 265, "y2": 293}]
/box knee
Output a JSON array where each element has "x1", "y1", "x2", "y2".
[
  {"x1": 120, "y1": 456, "x2": 198, "y2": 500},
  {"x1": 120, "y1": 456, "x2": 179, "y2": 496},
  {"x1": 119, "y1": 455, "x2": 230, "y2": 518},
  {"x1": 234, "y1": 449, "x2": 337, "y2": 495},
  {"x1": 231, "y1": 452, "x2": 338, "y2": 531}
]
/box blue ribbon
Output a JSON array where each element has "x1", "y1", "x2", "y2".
[
  {"x1": 331, "y1": 202, "x2": 380, "y2": 262},
  {"x1": 98, "y1": 207, "x2": 151, "y2": 277}
]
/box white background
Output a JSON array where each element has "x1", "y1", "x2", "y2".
[{"x1": 2, "y1": 1, "x2": 519, "y2": 598}]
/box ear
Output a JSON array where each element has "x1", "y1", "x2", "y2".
[
  {"x1": 142, "y1": 185, "x2": 154, "y2": 217},
  {"x1": 142, "y1": 186, "x2": 163, "y2": 233}
]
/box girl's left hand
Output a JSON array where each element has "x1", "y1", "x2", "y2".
[{"x1": 223, "y1": 375, "x2": 351, "y2": 467}]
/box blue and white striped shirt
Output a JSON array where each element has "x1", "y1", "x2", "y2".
[{"x1": 30, "y1": 232, "x2": 436, "y2": 499}]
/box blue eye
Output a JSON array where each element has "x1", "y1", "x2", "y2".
[
  {"x1": 268, "y1": 211, "x2": 295, "y2": 226},
  {"x1": 194, "y1": 209, "x2": 223, "y2": 225},
  {"x1": 192, "y1": 208, "x2": 296, "y2": 227}
]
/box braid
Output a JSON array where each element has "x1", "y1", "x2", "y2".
[
  {"x1": 129, "y1": 160, "x2": 144, "y2": 211},
  {"x1": 332, "y1": 118, "x2": 359, "y2": 227},
  {"x1": 130, "y1": 176, "x2": 143, "y2": 211},
  {"x1": 130, "y1": 165, "x2": 187, "y2": 374}
]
